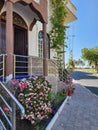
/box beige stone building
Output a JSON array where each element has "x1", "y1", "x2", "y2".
[{"x1": 0, "y1": 0, "x2": 77, "y2": 80}]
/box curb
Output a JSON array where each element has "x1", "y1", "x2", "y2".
[{"x1": 46, "y1": 96, "x2": 71, "y2": 130}]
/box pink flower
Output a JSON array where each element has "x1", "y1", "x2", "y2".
[
  {"x1": 3, "y1": 107, "x2": 10, "y2": 112},
  {"x1": 19, "y1": 83, "x2": 27, "y2": 90},
  {"x1": 11, "y1": 80, "x2": 19, "y2": 85}
]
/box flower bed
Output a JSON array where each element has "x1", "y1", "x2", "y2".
[
  {"x1": 16, "y1": 91, "x2": 67, "y2": 130},
  {"x1": 2, "y1": 76, "x2": 52, "y2": 126},
  {"x1": 1, "y1": 73, "x2": 74, "y2": 130}
]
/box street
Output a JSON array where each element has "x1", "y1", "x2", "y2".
[{"x1": 71, "y1": 70, "x2": 98, "y2": 96}]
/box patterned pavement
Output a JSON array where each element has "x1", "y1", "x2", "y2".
[{"x1": 51, "y1": 82, "x2": 98, "y2": 130}]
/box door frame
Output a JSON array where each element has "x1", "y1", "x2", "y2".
[{"x1": 14, "y1": 24, "x2": 28, "y2": 56}]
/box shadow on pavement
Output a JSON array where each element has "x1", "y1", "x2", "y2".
[
  {"x1": 85, "y1": 86, "x2": 98, "y2": 96},
  {"x1": 71, "y1": 71, "x2": 98, "y2": 80}
]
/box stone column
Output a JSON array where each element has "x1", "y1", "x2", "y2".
[
  {"x1": 43, "y1": 22, "x2": 48, "y2": 76},
  {"x1": 6, "y1": 1, "x2": 13, "y2": 77}
]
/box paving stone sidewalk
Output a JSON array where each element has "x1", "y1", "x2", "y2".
[{"x1": 51, "y1": 82, "x2": 98, "y2": 130}]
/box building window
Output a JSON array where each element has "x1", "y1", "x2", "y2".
[
  {"x1": 38, "y1": 31, "x2": 43, "y2": 58},
  {"x1": 38, "y1": 31, "x2": 50, "y2": 59},
  {"x1": 47, "y1": 34, "x2": 50, "y2": 59}
]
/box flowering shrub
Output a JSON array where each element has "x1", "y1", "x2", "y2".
[
  {"x1": 2, "y1": 106, "x2": 11, "y2": 117},
  {"x1": 62, "y1": 79, "x2": 75, "y2": 96},
  {"x1": 62, "y1": 69, "x2": 72, "y2": 83},
  {"x1": 6, "y1": 77, "x2": 52, "y2": 125}
]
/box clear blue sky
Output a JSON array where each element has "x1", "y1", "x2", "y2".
[{"x1": 65, "y1": 0, "x2": 98, "y2": 64}]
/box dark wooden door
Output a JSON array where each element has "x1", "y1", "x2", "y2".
[
  {"x1": 14, "y1": 25, "x2": 28, "y2": 55},
  {"x1": 14, "y1": 25, "x2": 28, "y2": 75},
  {"x1": 0, "y1": 21, "x2": 6, "y2": 77},
  {"x1": 0, "y1": 21, "x2": 6, "y2": 54}
]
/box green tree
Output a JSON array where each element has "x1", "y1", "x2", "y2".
[
  {"x1": 81, "y1": 47, "x2": 98, "y2": 73},
  {"x1": 67, "y1": 58, "x2": 75, "y2": 73}
]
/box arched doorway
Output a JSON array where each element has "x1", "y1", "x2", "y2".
[
  {"x1": 0, "y1": 0, "x2": 48, "y2": 76},
  {"x1": 1, "y1": 11, "x2": 28, "y2": 75},
  {"x1": 13, "y1": 12, "x2": 28, "y2": 56},
  {"x1": 1, "y1": 12, "x2": 28, "y2": 55},
  {"x1": 13, "y1": 12, "x2": 28, "y2": 75}
]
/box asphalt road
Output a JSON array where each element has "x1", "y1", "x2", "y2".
[{"x1": 71, "y1": 70, "x2": 98, "y2": 96}]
